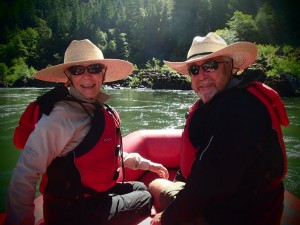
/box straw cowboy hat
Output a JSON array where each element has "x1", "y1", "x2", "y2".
[
  {"x1": 164, "y1": 32, "x2": 258, "y2": 75},
  {"x1": 34, "y1": 39, "x2": 134, "y2": 83}
]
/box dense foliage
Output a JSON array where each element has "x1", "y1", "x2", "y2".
[{"x1": 0, "y1": 0, "x2": 299, "y2": 86}]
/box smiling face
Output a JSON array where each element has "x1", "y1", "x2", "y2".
[
  {"x1": 189, "y1": 56, "x2": 232, "y2": 103},
  {"x1": 67, "y1": 63, "x2": 105, "y2": 100}
]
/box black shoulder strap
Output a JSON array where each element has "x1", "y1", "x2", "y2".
[
  {"x1": 63, "y1": 95, "x2": 94, "y2": 119},
  {"x1": 72, "y1": 103, "x2": 105, "y2": 157},
  {"x1": 37, "y1": 88, "x2": 110, "y2": 159},
  {"x1": 37, "y1": 85, "x2": 69, "y2": 118},
  {"x1": 36, "y1": 86, "x2": 95, "y2": 119}
]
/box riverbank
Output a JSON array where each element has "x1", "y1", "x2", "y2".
[{"x1": 2, "y1": 66, "x2": 300, "y2": 97}]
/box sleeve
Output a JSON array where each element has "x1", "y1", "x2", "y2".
[
  {"x1": 161, "y1": 95, "x2": 269, "y2": 224},
  {"x1": 5, "y1": 105, "x2": 76, "y2": 225},
  {"x1": 123, "y1": 152, "x2": 151, "y2": 170}
]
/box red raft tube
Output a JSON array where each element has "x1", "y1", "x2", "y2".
[{"x1": 1, "y1": 129, "x2": 299, "y2": 225}]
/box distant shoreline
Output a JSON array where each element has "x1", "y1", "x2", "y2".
[{"x1": 1, "y1": 69, "x2": 300, "y2": 97}]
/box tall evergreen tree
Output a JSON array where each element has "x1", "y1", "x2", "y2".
[{"x1": 169, "y1": 0, "x2": 213, "y2": 61}]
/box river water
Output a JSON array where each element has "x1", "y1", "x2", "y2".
[{"x1": 0, "y1": 88, "x2": 299, "y2": 212}]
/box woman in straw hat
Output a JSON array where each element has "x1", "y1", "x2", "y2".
[
  {"x1": 5, "y1": 39, "x2": 168, "y2": 225},
  {"x1": 149, "y1": 32, "x2": 288, "y2": 225}
]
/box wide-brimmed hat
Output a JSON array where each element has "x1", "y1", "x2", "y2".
[
  {"x1": 34, "y1": 39, "x2": 134, "y2": 83},
  {"x1": 164, "y1": 32, "x2": 258, "y2": 75}
]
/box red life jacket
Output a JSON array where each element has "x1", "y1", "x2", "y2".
[
  {"x1": 180, "y1": 81, "x2": 289, "y2": 180},
  {"x1": 13, "y1": 86, "x2": 69, "y2": 149},
  {"x1": 73, "y1": 106, "x2": 121, "y2": 192},
  {"x1": 40, "y1": 104, "x2": 122, "y2": 195},
  {"x1": 247, "y1": 81, "x2": 289, "y2": 180},
  {"x1": 180, "y1": 101, "x2": 201, "y2": 179},
  {"x1": 14, "y1": 86, "x2": 122, "y2": 196}
]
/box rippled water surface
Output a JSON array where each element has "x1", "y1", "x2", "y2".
[{"x1": 0, "y1": 88, "x2": 299, "y2": 212}]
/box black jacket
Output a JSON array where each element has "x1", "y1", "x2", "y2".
[{"x1": 162, "y1": 87, "x2": 285, "y2": 225}]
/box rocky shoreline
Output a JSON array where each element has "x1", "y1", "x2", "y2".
[{"x1": 2, "y1": 66, "x2": 300, "y2": 97}]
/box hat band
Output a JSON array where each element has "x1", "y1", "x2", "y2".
[{"x1": 187, "y1": 52, "x2": 213, "y2": 60}]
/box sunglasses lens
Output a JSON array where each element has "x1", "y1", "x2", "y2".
[
  {"x1": 87, "y1": 64, "x2": 103, "y2": 74},
  {"x1": 189, "y1": 65, "x2": 200, "y2": 75},
  {"x1": 189, "y1": 61, "x2": 219, "y2": 75},
  {"x1": 68, "y1": 64, "x2": 104, "y2": 75},
  {"x1": 69, "y1": 66, "x2": 85, "y2": 75},
  {"x1": 202, "y1": 61, "x2": 218, "y2": 72}
]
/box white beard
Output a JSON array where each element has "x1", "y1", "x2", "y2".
[
  {"x1": 194, "y1": 79, "x2": 218, "y2": 103},
  {"x1": 197, "y1": 87, "x2": 218, "y2": 103}
]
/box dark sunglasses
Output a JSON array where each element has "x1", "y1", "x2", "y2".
[
  {"x1": 68, "y1": 64, "x2": 105, "y2": 75},
  {"x1": 188, "y1": 61, "x2": 229, "y2": 75}
]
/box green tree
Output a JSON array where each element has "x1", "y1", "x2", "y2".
[
  {"x1": 145, "y1": 58, "x2": 162, "y2": 70},
  {"x1": 257, "y1": 44, "x2": 300, "y2": 79},
  {"x1": 0, "y1": 63, "x2": 8, "y2": 83},
  {"x1": 2, "y1": 28, "x2": 40, "y2": 67},
  {"x1": 268, "y1": 0, "x2": 300, "y2": 46},
  {"x1": 215, "y1": 28, "x2": 238, "y2": 44},
  {"x1": 122, "y1": 0, "x2": 147, "y2": 64},
  {"x1": 116, "y1": 33, "x2": 130, "y2": 60},
  {"x1": 5, "y1": 58, "x2": 36, "y2": 85},
  {"x1": 255, "y1": 2, "x2": 280, "y2": 45},
  {"x1": 226, "y1": 11, "x2": 258, "y2": 42},
  {"x1": 210, "y1": 0, "x2": 232, "y2": 30},
  {"x1": 96, "y1": 29, "x2": 108, "y2": 51},
  {"x1": 1, "y1": 0, "x2": 299, "y2": 81},
  {"x1": 106, "y1": 40, "x2": 117, "y2": 57},
  {"x1": 34, "y1": 18, "x2": 53, "y2": 69},
  {"x1": 19, "y1": 28, "x2": 40, "y2": 68},
  {"x1": 169, "y1": 0, "x2": 213, "y2": 61},
  {"x1": 228, "y1": 0, "x2": 260, "y2": 15}
]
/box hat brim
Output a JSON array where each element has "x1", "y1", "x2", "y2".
[
  {"x1": 34, "y1": 59, "x2": 134, "y2": 83},
  {"x1": 164, "y1": 42, "x2": 258, "y2": 75}
]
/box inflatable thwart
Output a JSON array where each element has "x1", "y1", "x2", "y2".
[{"x1": 1, "y1": 129, "x2": 299, "y2": 225}]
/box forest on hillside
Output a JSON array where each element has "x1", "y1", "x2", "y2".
[{"x1": 0, "y1": 0, "x2": 299, "y2": 86}]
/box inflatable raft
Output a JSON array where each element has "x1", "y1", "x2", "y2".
[{"x1": 1, "y1": 129, "x2": 299, "y2": 225}]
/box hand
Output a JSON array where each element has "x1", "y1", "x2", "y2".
[
  {"x1": 150, "y1": 212, "x2": 162, "y2": 225},
  {"x1": 149, "y1": 162, "x2": 169, "y2": 179}
]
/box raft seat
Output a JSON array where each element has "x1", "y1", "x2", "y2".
[{"x1": 0, "y1": 129, "x2": 299, "y2": 225}]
